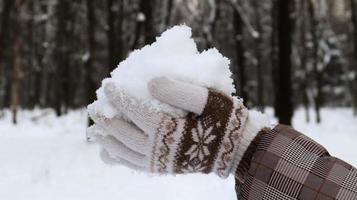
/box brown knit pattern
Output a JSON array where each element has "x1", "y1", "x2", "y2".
[
  {"x1": 174, "y1": 90, "x2": 233, "y2": 173},
  {"x1": 150, "y1": 89, "x2": 248, "y2": 176},
  {"x1": 157, "y1": 116, "x2": 177, "y2": 173},
  {"x1": 216, "y1": 106, "x2": 246, "y2": 176},
  {"x1": 235, "y1": 125, "x2": 357, "y2": 200}
]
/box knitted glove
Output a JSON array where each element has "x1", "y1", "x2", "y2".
[{"x1": 88, "y1": 77, "x2": 255, "y2": 177}]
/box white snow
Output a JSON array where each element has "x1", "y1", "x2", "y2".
[
  {"x1": 1, "y1": 108, "x2": 356, "y2": 200},
  {"x1": 137, "y1": 12, "x2": 146, "y2": 22},
  {"x1": 89, "y1": 25, "x2": 234, "y2": 118}
]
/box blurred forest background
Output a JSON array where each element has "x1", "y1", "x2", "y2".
[{"x1": 0, "y1": 0, "x2": 356, "y2": 126}]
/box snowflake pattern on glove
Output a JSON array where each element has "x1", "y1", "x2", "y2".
[
  {"x1": 151, "y1": 90, "x2": 248, "y2": 176},
  {"x1": 185, "y1": 123, "x2": 215, "y2": 161}
]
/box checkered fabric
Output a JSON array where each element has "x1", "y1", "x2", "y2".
[{"x1": 235, "y1": 125, "x2": 357, "y2": 200}]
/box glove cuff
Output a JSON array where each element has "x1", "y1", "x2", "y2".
[{"x1": 211, "y1": 99, "x2": 248, "y2": 177}]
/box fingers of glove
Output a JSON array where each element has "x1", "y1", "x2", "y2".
[
  {"x1": 87, "y1": 109, "x2": 112, "y2": 128},
  {"x1": 104, "y1": 81, "x2": 165, "y2": 134},
  {"x1": 98, "y1": 117, "x2": 150, "y2": 155},
  {"x1": 87, "y1": 124, "x2": 106, "y2": 138},
  {"x1": 90, "y1": 131, "x2": 148, "y2": 167},
  {"x1": 99, "y1": 148, "x2": 121, "y2": 165},
  {"x1": 87, "y1": 109, "x2": 149, "y2": 148},
  {"x1": 100, "y1": 149, "x2": 147, "y2": 171},
  {"x1": 148, "y1": 77, "x2": 208, "y2": 115}
]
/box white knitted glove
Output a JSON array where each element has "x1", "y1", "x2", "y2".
[{"x1": 87, "y1": 77, "x2": 264, "y2": 178}]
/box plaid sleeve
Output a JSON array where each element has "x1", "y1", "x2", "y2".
[{"x1": 235, "y1": 125, "x2": 357, "y2": 200}]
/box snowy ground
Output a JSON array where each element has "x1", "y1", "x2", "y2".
[{"x1": 0, "y1": 108, "x2": 356, "y2": 200}]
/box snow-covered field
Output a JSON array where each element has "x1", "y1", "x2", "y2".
[{"x1": 0, "y1": 108, "x2": 356, "y2": 200}]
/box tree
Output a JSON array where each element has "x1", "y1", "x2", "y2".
[
  {"x1": 107, "y1": 0, "x2": 116, "y2": 70},
  {"x1": 351, "y1": 0, "x2": 357, "y2": 115},
  {"x1": 165, "y1": 0, "x2": 174, "y2": 26},
  {"x1": 86, "y1": 0, "x2": 97, "y2": 128},
  {"x1": 201, "y1": 0, "x2": 219, "y2": 48},
  {"x1": 131, "y1": 0, "x2": 156, "y2": 49},
  {"x1": 233, "y1": 1, "x2": 248, "y2": 104},
  {"x1": 298, "y1": 0, "x2": 311, "y2": 122},
  {"x1": 252, "y1": 0, "x2": 264, "y2": 111},
  {"x1": 53, "y1": 0, "x2": 74, "y2": 116},
  {"x1": 0, "y1": 0, "x2": 356, "y2": 125},
  {"x1": 107, "y1": 0, "x2": 124, "y2": 70},
  {"x1": 0, "y1": 0, "x2": 13, "y2": 109},
  {"x1": 308, "y1": 0, "x2": 322, "y2": 123},
  {"x1": 274, "y1": 0, "x2": 294, "y2": 125},
  {"x1": 11, "y1": 0, "x2": 25, "y2": 124},
  {"x1": 271, "y1": 0, "x2": 279, "y2": 117}
]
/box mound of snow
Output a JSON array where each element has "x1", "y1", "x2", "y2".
[{"x1": 88, "y1": 25, "x2": 234, "y2": 118}]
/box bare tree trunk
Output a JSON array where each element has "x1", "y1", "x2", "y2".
[
  {"x1": 37, "y1": 1, "x2": 50, "y2": 107},
  {"x1": 233, "y1": 3, "x2": 248, "y2": 104},
  {"x1": 202, "y1": 0, "x2": 218, "y2": 49},
  {"x1": 131, "y1": 0, "x2": 156, "y2": 49},
  {"x1": 107, "y1": 0, "x2": 117, "y2": 70},
  {"x1": 299, "y1": 0, "x2": 310, "y2": 123},
  {"x1": 271, "y1": 0, "x2": 279, "y2": 117},
  {"x1": 308, "y1": 0, "x2": 322, "y2": 123},
  {"x1": 253, "y1": 1, "x2": 264, "y2": 111},
  {"x1": 116, "y1": 0, "x2": 124, "y2": 65},
  {"x1": 0, "y1": 0, "x2": 13, "y2": 109},
  {"x1": 53, "y1": 0, "x2": 72, "y2": 116},
  {"x1": 27, "y1": 0, "x2": 36, "y2": 109},
  {"x1": 86, "y1": 0, "x2": 97, "y2": 132},
  {"x1": 275, "y1": 0, "x2": 293, "y2": 125},
  {"x1": 211, "y1": 0, "x2": 220, "y2": 36},
  {"x1": 131, "y1": 18, "x2": 143, "y2": 50},
  {"x1": 0, "y1": 0, "x2": 13, "y2": 62},
  {"x1": 142, "y1": 0, "x2": 156, "y2": 44},
  {"x1": 165, "y1": 0, "x2": 174, "y2": 26},
  {"x1": 351, "y1": 0, "x2": 357, "y2": 115},
  {"x1": 11, "y1": 0, "x2": 25, "y2": 124}
]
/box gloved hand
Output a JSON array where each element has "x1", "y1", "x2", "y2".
[{"x1": 88, "y1": 77, "x2": 266, "y2": 177}]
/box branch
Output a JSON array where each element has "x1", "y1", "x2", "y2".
[{"x1": 226, "y1": 0, "x2": 260, "y2": 39}]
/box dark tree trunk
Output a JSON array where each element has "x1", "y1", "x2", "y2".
[
  {"x1": 351, "y1": 0, "x2": 357, "y2": 115},
  {"x1": 107, "y1": 0, "x2": 124, "y2": 71},
  {"x1": 116, "y1": 0, "x2": 124, "y2": 65},
  {"x1": 165, "y1": 0, "x2": 174, "y2": 26},
  {"x1": 27, "y1": 0, "x2": 36, "y2": 109},
  {"x1": 0, "y1": 0, "x2": 13, "y2": 108},
  {"x1": 204, "y1": 0, "x2": 219, "y2": 49},
  {"x1": 53, "y1": 4, "x2": 63, "y2": 116},
  {"x1": 141, "y1": 0, "x2": 155, "y2": 44},
  {"x1": 131, "y1": 19, "x2": 143, "y2": 50},
  {"x1": 253, "y1": 1, "x2": 264, "y2": 111},
  {"x1": 86, "y1": 0, "x2": 97, "y2": 129},
  {"x1": 308, "y1": 0, "x2": 322, "y2": 123},
  {"x1": 131, "y1": 0, "x2": 156, "y2": 49},
  {"x1": 0, "y1": 0, "x2": 13, "y2": 61},
  {"x1": 233, "y1": 5, "x2": 248, "y2": 104},
  {"x1": 54, "y1": 0, "x2": 72, "y2": 116},
  {"x1": 107, "y1": 0, "x2": 117, "y2": 70},
  {"x1": 211, "y1": 0, "x2": 220, "y2": 35},
  {"x1": 11, "y1": 0, "x2": 25, "y2": 124},
  {"x1": 36, "y1": 1, "x2": 49, "y2": 107},
  {"x1": 271, "y1": 0, "x2": 279, "y2": 117},
  {"x1": 299, "y1": 0, "x2": 310, "y2": 123},
  {"x1": 275, "y1": 0, "x2": 293, "y2": 125}
]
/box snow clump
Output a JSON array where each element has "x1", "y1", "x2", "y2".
[{"x1": 88, "y1": 25, "x2": 234, "y2": 119}]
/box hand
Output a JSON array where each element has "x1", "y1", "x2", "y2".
[{"x1": 88, "y1": 77, "x2": 249, "y2": 177}]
